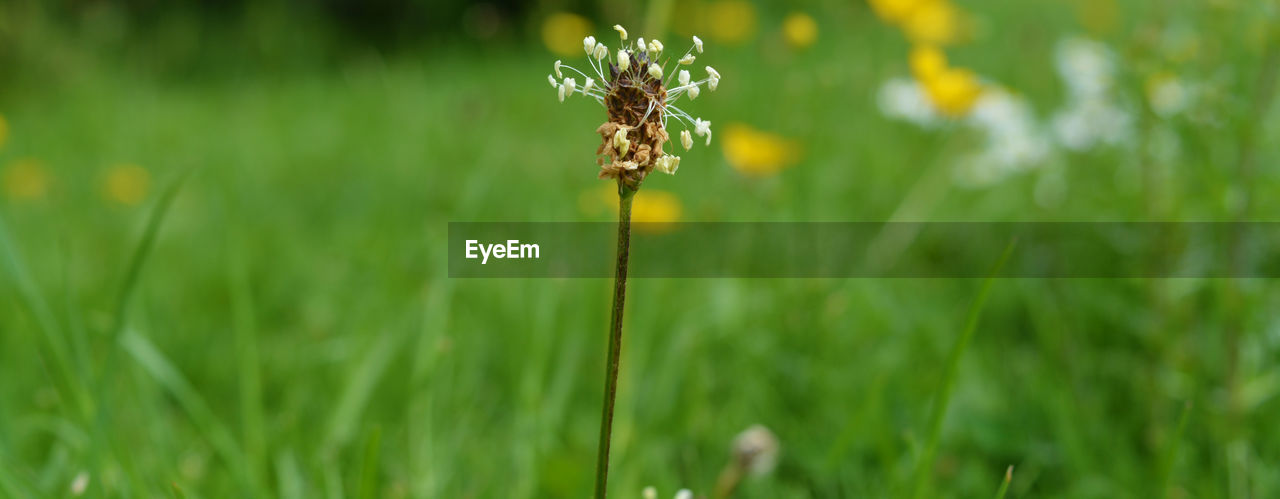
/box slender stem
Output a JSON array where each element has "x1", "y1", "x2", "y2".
[{"x1": 594, "y1": 180, "x2": 636, "y2": 499}]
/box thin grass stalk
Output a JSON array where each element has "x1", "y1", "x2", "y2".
[{"x1": 593, "y1": 180, "x2": 637, "y2": 499}]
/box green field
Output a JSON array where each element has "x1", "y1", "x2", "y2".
[{"x1": 2, "y1": 1, "x2": 1279, "y2": 498}]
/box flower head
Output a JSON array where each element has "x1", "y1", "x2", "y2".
[{"x1": 547, "y1": 25, "x2": 721, "y2": 188}]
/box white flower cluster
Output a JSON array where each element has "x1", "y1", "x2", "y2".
[
  {"x1": 545, "y1": 25, "x2": 722, "y2": 175},
  {"x1": 1050, "y1": 37, "x2": 1133, "y2": 151},
  {"x1": 642, "y1": 486, "x2": 693, "y2": 499}
]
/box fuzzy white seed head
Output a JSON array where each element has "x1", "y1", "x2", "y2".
[
  {"x1": 584, "y1": 77, "x2": 595, "y2": 93},
  {"x1": 648, "y1": 63, "x2": 663, "y2": 80},
  {"x1": 642, "y1": 486, "x2": 657, "y2": 499},
  {"x1": 679, "y1": 54, "x2": 696, "y2": 65},
  {"x1": 675, "y1": 489, "x2": 693, "y2": 499},
  {"x1": 614, "y1": 24, "x2": 628, "y2": 40},
  {"x1": 637, "y1": 37, "x2": 647, "y2": 52},
  {"x1": 694, "y1": 118, "x2": 712, "y2": 145},
  {"x1": 678, "y1": 69, "x2": 691, "y2": 86},
  {"x1": 613, "y1": 128, "x2": 631, "y2": 155},
  {"x1": 554, "y1": 60, "x2": 562, "y2": 78},
  {"x1": 681, "y1": 129, "x2": 693, "y2": 150},
  {"x1": 688, "y1": 85, "x2": 700, "y2": 100},
  {"x1": 649, "y1": 39, "x2": 664, "y2": 55},
  {"x1": 547, "y1": 74, "x2": 557, "y2": 88},
  {"x1": 693, "y1": 35, "x2": 704, "y2": 53},
  {"x1": 557, "y1": 84, "x2": 566, "y2": 102},
  {"x1": 563, "y1": 77, "x2": 576, "y2": 96},
  {"x1": 617, "y1": 50, "x2": 631, "y2": 72},
  {"x1": 593, "y1": 43, "x2": 608, "y2": 61},
  {"x1": 583, "y1": 36, "x2": 596, "y2": 55}
]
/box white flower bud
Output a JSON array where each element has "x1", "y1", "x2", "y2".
[
  {"x1": 648, "y1": 39, "x2": 663, "y2": 55},
  {"x1": 584, "y1": 77, "x2": 595, "y2": 93},
  {"x1": 681, "y1": 129, "x2": 693, "y2": 150},
  {"x1": 648, "y1": 63, "x2": 663, "y2": 80},
  {"x1": 678, "y1": 70, "x2": 690, "y2": 86},
  {"x1": 693, "y1": 35, "x2": 704, "y2": 53},
  {"x1": 558, "y1": 85, "x2": 566, "y2": 102},
  {"x1": 583, "y1": 36, "x2": 596, "y2": 55},
  {"x1": 688, "y1": 85, "x2": 700, "y2": 100},
  {"x1": 678, "y1": 54, "x2": 695, "y2": 65},
  {"x1": 547, "y1": 74, "x2": 557, "y2": 88},
  {"x1": 617, "y1": 50, "x2": 630, "y2": 72},
  {"x1": 593, "y1": 43, "x2": 608, "y2": 61},
  {"x1": 613, "y1": 129, "x2": 631, "y2": 155},
  {"x1": 614, "y1": 25, "x2": 628, "y2": 40},
  {"x1": 554, "y1": 60, "x2": 562, "y2": 78},
  {"x1": 563, "y1": 77, "x2": 576, "y2": 96}
]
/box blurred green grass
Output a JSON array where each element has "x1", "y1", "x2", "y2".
[{"x1": 2, "y1": 0, "x2": 1280, "y2": 498}]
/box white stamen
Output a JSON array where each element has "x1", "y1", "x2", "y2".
[
  {"x1": 593, "y1": 43, "x2": 608, "y2": 61},
  {"x1": 554, "y1": 60, "x2": 562, "y2": 79},
  {"x1": 563, "y1": 77, "x2": 576, "y2": 96},
  {"x1": 688, "y1": 85, "x2": 700, "y2": 100},
  {"x1": 655, "y1": 155, "x2": 681, "y2": 174},
  {"x1": 693, "y1": 36, "x2": 704, "y2": 53},
  {"x1": 649, "y1": 39, "x2": 664, "y2": 55},
  {"x1": 618, "y1": 50, "x2": 631, "y2": 72},
  {"x1": 705, "y1": 66, "x2": 720, "y2": 79},
  {"x1": 637, "y1": 37, "x2": 647, "y2": 52},
  {"x1": 558, "y1": 85, "x2": 566, "y2": 102},
  {"x1": 694, "y1": 118, "x2": 712, "y2": 145},
  {"x1": 584, "y1": 36, "x2": 596, "y2": 55},
  {"x1": 678, "y1": 70, "x2": 691, "y2": 86},
  {"x1": 681, "y1": 129, "x2": 693, "y2": 150},
  {"x1": 648, "y1": 63, "x2": 663, "y2": 80},
  {"x1": 679, "y1": 54, "x2": 695, "y2": 65},
  {"x1": 614, "y1": 25, "x2": 628, "y2": 40},
  {"x1": 584, "y1": 77, "x2": 595, "y2": 93},
  {"x1": 614, "y1": 128, "x2": 631, "y2": 155},
  {"x1": 709, "y1": 76, "x2": 719, "y2": 91},
  {"x1": 548, "y1": 74, "x2": 557, "y2": 88}
]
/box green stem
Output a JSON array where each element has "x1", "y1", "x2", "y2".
[{"x1": 593, "y1": 181, "x2": 636, "y2": 499}]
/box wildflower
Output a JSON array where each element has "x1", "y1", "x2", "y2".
[
  {"x1": 1055, "y1": 37, "x2": 1114, "y2": 100},
  {"x1": 705, "y1": 0, "x2": 758, "y2": 44},
  {"x1": 868, "y1": 0, "x2": 927, "y2": 24},
  {"x1": 1050, "y1": 37, "x2": 1132, "y2": 150},
  {"x1": 782, "y1": 12, "x2": 819, "y2": 49},
  {"x1": 921, "y1": 67, "x2": 983, "y2": 116},
  {"x1": 909, "y1": 45, "x2": 947, "y2": 81},
  {"x1": 902, "y1": 0, "x2": 961, "y2": 45},
  {"x1": 722, "y1": 123, "x2": 800, "y2": 176},
  {"x1": 103, "y1": 164, "x2": 150, "y2": 206},
  {"x1": 878, "y1": 77, "x2": 940, "y2": 126},
  {"x1": 547, "y1": 25, "x2": 721, "y2": 187},
  {"x1": 2, "y1": 158, "x2": 51, "y2": 201},
  {"x1": 632, "y1": 189, "x2": 683, "y2": 230},
  {"x1": 541, "y1": 13, "x2": 592, "y2": 57},
  {"x1": 955, "y1": 88, "x2": 1051, "y2": 185},
  {"x1": 733, "y1": 425, "x2": 780, "y2": 475}
]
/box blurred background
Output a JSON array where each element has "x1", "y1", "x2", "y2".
[{"x1": 2, "y1": 0, "x2": 1279, "y2": 497}]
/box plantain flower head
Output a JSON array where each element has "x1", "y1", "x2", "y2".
[{"x1": 548, "y1": 25, "x2": 720, "y2": 188}]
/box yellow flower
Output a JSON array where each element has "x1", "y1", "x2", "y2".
[
  {"x1": 103, "y1": 164, "x2": 150, "y2": 206},
  {"x1": 921, "y1": 67, "x2": 983, "y2": 116},
  {"x1": 722, "y1": 123, "x2": 800, "y2": 176},
  {"x1": 0, "y1": 114, "x2": 8, "y2": 149},
  {"x1": 632, "y1": 189, "x2": 683, "y2": 232},
  {"x1": 704, "y1": 1, "x2": 758, "y2": 45},
  {"x1": 782, "y1": 12, "x2": 818, "y2": 49},
  {"x1": 909, "y1": 44, "x2": 948, "y2": 81},
  {"x1": 541, "y1": 12, "x2": 592, "y2": 57},
  {"x1": 902, "y1": 0, "x2": 961, "y2": 46},
  {"x1": 867, "y1": 0, "x2": 927, "y2": 24},
  {"x1": 2, "y1": 159, "x2": 50, "y2": 201}
]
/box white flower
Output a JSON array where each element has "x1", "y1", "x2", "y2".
[
  {"x1": 617, "y1": 50, "x2": 630, "y2": 72},
  {"x1": 877, "y1": 77, "x2": 939, "y2": 127},
  {"x1": 655, "y1": 155, "x2": 681, "y2": 174},
  {"x1": 593, "y1": 43, "x2": 608, "y2": 61},
  {"x1": 678, "y1": 70, "x2": 691, "y2": 86},
  {"x1": 688, "y1": 85, "x2": 700, "y2": 100},
  {"x1": 732, "y1": 425, "x2": 780, "y2": 476},
  {"x1": 693, "y1": 36, "x2": 704, "y2": 53},
  {"x1": 1055, "y1": 37, "x2": 1114, "y2": 101},
  {"x1": 649, "y1": 39, "x2": 664, "y2": 55},
  {"x1": 613, "y1": 128, "x2": 631, "y2": 155},
  {"x1": 681, "y1": 129, "x2": 693, "y2": 150},
  {"x1": 583, "y1": 36, "x2": 597, "y2": 55},
  {"x1": 547, "y1": 74, "x2": 557, "y2": 88},
  {"x1": 675, "y1": 489, "x2": 693, "y2": 499},
  {"x1": 614, "y1": 24, "x2": 628, "y2": 40},
  {"x1": 554, "y1": 59, "x2": 562, "y2": 78},
  {"x1": 563, "y1": 77, "x2": 576, "y2": 96},
  {"x1": 648, "y1": 63, "x2": 663, "y2": 80},
  {"x1": 694, "y1": 118, "x2": 712, "y2": 145},
  {"x1": 678, "y1": 54, "x2": 696, "y2": 65}
]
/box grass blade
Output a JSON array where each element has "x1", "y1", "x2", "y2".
[
  {"x1": 995, "y1": 465, "x2": 1013, "y2": 499},
  {"x1": 911, "y1": 239, "x2": 1017, "y2": 499}
]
